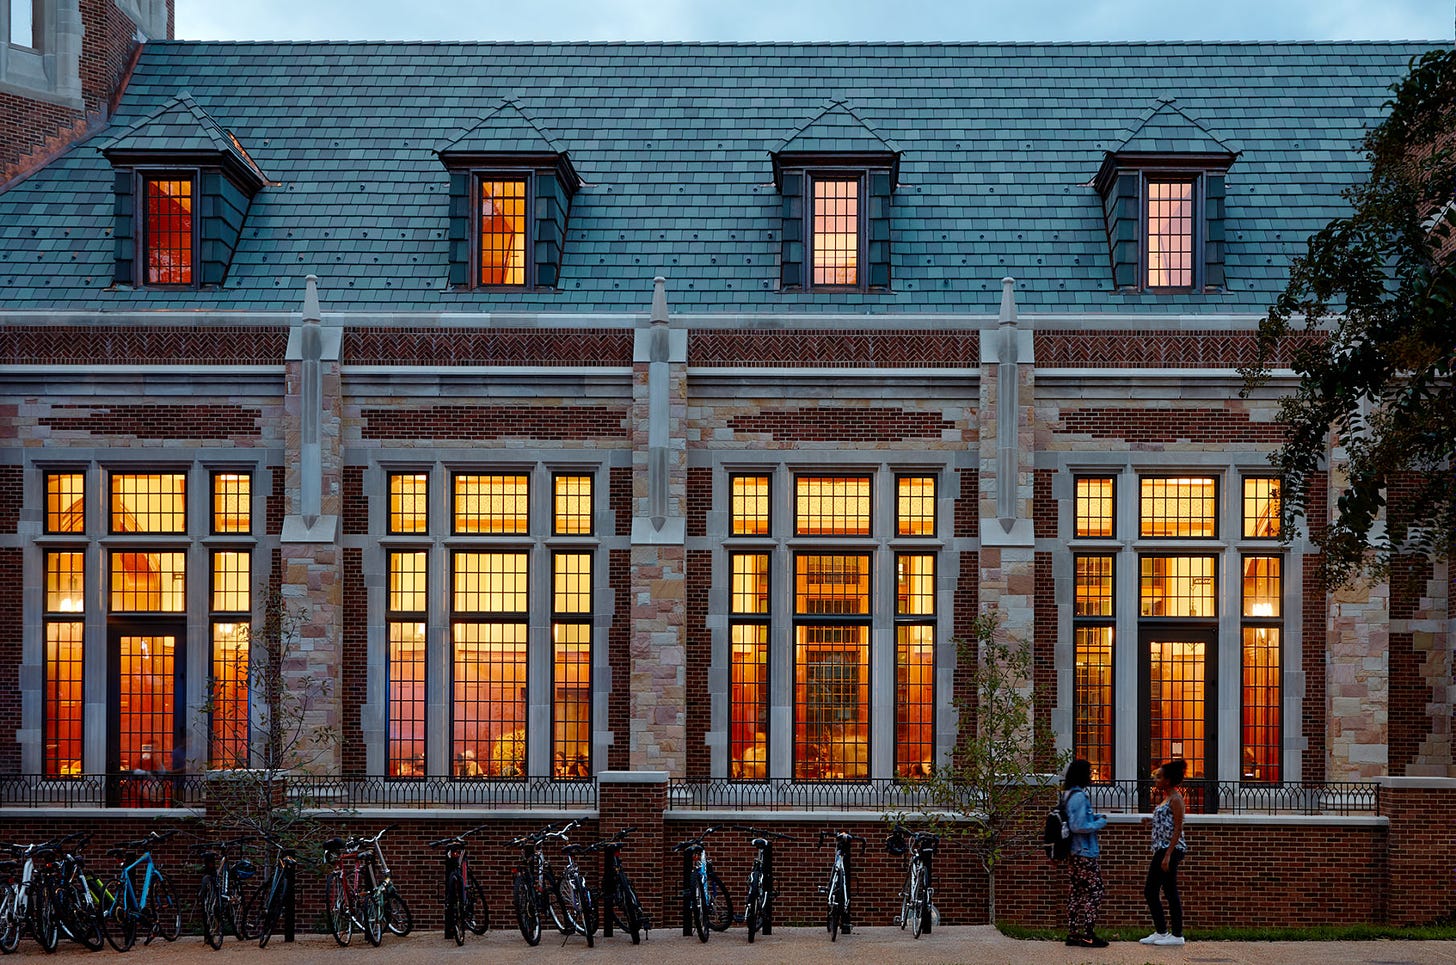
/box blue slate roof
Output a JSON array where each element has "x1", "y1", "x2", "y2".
[
  {"x1": 1112, "y1": 98, "x2": 1236, "y2": 156},
  {"x1": 441, "y1": 99, "x2": 567, "y2": 155},
  {"x1": 0, "y1": 40, "x2": 1444, "y2": 314},
  {"x1": 775, "y1": 100, "x2": 899, "y2": 155}
]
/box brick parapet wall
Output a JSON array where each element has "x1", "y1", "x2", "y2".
[
  {"x1": 1034, "y1": 330, "x2": 1320, "y2": 369},
  {"x1": 342, "y1": 329, "x2": 633, "y2": 366},
  {"x1": 688, "y1": 330, "x2": 978, "y2": 368},
  {"x1": 0, "y1": 327, "x2": 288, "y2": 364},
  {"x1": 1382, "y1": 780, "x2": 1456, "y2": 924}
]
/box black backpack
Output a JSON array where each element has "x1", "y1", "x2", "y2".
[{"x1": 1042, "y1": 791, "x2": 1072, "y2": 861}]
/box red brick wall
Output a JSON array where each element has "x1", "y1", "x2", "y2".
[
  {"x1": 359, "y1": 405, "x2": 627, "y2": 442},
  {"x1": 610, "y1": 466, "x2": 631, "y2": 538},
  {"x1": 689, "y1": 330, "x2": 978, "y2": 367},
  {"x1": 1058, "y1": 408, "x2": 1285, "y2": 445},
  {"x1": 342, "y1": 547, "x2": 366, "y2": 776},
  {"x1": 343, "y1": 329, "x2": 632, "y2": 366},
  {"x1": 685, "y1": 466, "x2": 711, "y2": 538},
  {"x1": 0, "y1": 547, "x2": 20, "y2": 772},
  {"x1": 1033, "y1": 469, "x2": 1055, "y2": 539},
  {"x1": 1033, "y1": 552, "x2": 1055, "y2": 767},
  {"x1": 954, "y1": 468, "x2": 978, "y2": 539},
  {"x1": 1302, "y1": 473, "x2": 1328, "y2": 780},
  {"x1": 0, "y1": 464, "x2": 21, "y2": 534},
  {"x1": 0, "y1": 0, "x2": 153, "y2": 184},
  {"x1": 1035, "y1": 330, "x2": 1320, "y2": 369},
  {"x1": 685, "y1": 550, "x2": 711, "y2": 779},
  {"x1": 265, "y1": 467, "x2": 284, "y2": 536},
  {"x1": 607, "y1": 549, "x2": 630, "y2": 770},
  {"x1": 342, "y1": 466, "x2": 367, "y2": 536},
  {"x1": 727, "y1": 407, "x2": 957, "y2": 443},
  {"x1": 597, "y1": 779, "x2": 668, "y2": 924},
  {"x1": 1381, "y1": 783, "x2": 1456, "y2": 925},
  {"x1": 0, "y1": 327, "x2": 287, "y2": 364},
  {"x1": 38, "y1": 403, "x2": 262, "y2": 441}
]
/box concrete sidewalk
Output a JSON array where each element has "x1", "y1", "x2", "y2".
[{"x1": 30, "y1": 926, "x2": 1456, "y2": 965}]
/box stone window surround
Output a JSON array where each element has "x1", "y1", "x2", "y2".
[
  {"x1": 359, "y1": 452, "x2": 615, "y2": 779},
  {"x1": 706, "y1": 456, "x2": 960, "y2": 782},
  {"x1": 1050, "y1": 455, "x2": 1306, "y2": 785},
  {"x1": 0, "y1": 0, "x2": 81, "y2": 107},
  {"x1": 18, "y1": 452, "x2": 269, "y2": 775}
]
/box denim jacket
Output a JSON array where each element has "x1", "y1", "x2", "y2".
[{"x1": 1064, "y1": 786, "x2": 1107, "y2": 858}]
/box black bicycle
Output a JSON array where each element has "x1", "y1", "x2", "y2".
[
  {"x1": 557, "y1": 838, "x2": 598, "y2": 947},
  {"x1": 52, "y1": 832, "x2": 106, "y2": 952},
  {"x1": 582, "y1": 827, "x2": 648, "y2": 944},
  {"x1": 671, "y1": 827, "x2": 731, "y2": 943},
  {"x1": 245, "y1": 831, "x2": 297, "y2": 949},
  {"x1": 819, "y1": 830, "x2": 866, "y2": 940},
  {"x1": 194, "y1": 835, "x2": 256, "y2": 949},
  {"x1": 427, "y1": 825, "x2": 491, "y2": 945},
  {"x1": 508, "y1": 822, "x2": 575, "y2": 946},
  {"x1": 734, "y1": 825, "x2": 793, "y2": 943},
  {"x1": 887, "y1": 824, "x2": 938, "y2": 938}
]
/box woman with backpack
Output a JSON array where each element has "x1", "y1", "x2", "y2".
[{"x1": 1062, "y1": 758, "x2": 1110, "y2": 949}]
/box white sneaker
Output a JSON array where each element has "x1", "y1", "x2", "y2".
[
  {"x1": 1139, "y1": 932, "x2": 1167, "y2": 945},
  {"x1": 1152, "y1": 934, "x2": 1185, "y2": 946}
]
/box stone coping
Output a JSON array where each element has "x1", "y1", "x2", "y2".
[
  {"x1": 598, "y1": 771, "x2": 670, "y2": 784},
  {"x1": 1378, "y1": 776, "x2": 1456, "y2": 790}
]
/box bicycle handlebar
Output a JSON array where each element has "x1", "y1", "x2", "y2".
[
  {"x1": 733, "y1": 825, "x2": 795, "y2": 843},
  {"x1": 426, "y1": 823, "x2": 491, "y2": 849},
  {"x1": 819, "y1": 830, "x2": 867, "y2": 854},
  {"x1": 671, "y1": 825, "x2": 720, "y2": 852}
]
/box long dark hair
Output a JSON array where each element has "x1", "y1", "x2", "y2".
[
  {"x1": 1063, "y1": 758, "x2": 1092, "y2": 790},
  {"x1": 1160, "y1": 759, "x2": 1188, "y2": 787}
]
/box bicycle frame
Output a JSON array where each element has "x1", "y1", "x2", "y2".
[{"x1": 116, "y1": 850, "x2": 162, "y2": 915}]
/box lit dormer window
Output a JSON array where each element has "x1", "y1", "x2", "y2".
[
  {"x1": 810, "y1": 175, "x2": 861, "y2": 287},
  {"x1": 143, "y1": 175, "x2": 195, "y2": 286},
  {"x1": 477, "y1": 175, "x2": 529, "y2": 287}
]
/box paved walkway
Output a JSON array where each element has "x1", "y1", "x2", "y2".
[{"x1": 29, "y1": 926, "x2": 1456, "y2": 964}]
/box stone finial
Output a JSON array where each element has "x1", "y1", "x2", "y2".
[
  {"x1": 999, "y1": 276, "x2": 1017, "y2": 327},
  {"x1": 303, "y1": 273, "x2": 321, "y2": 324},
  {"x1": 650, "y1": 275, "x2": 669, "y2": 326}
]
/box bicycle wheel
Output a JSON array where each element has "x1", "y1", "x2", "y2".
[
  {"x1": 555, "y1": 873, "x2": 587, "y2": 940},
  {"x1": 361, "y1": 893, "x2": 383, "y2": 947},
  {"x1": 690, "y1": 876, "x2": 708, "y2": 943},
  {"x1": 446, "y1": 874, "x2": 465, "y2": 947},
  {"x1": 65, "y1": 878, "x2": 105, "y2": 951},
  {"x1": 383, "y1": 886, "x2": 413, "y2": 937},
  {"x1": 543, "y1": 873, "x2": 571, "y2": 935},
  {"x1": 151, "y1": 875, "x2": 181, "y2": 942},
  {"x1": 326, "y1": 874, "x2": 352, "y2": 947},
  {"x1": 462, "y1": 876, "x2": 489, "y2": 935},
  {"x1": 745, "y1": 874, "x2": 761, "y2": 943},
  {"x1": 0, "y1": 887, "x2": 20, "y2": 953},
  {"x1": 512, "y1": 874, "x2": 541, "y2": 947},
  {"x1": 581, "y1": 882, "x2": 596, "y2": 948},
  {"x1": 704, "y1": 871, "x2": 731, "y2": 932},
  {"x1": 827, "y1": 870, "x2": 841, "y2": 941},
  {"x1": 34, "y1": 884, "x2": 59, "y2": 953},
  {"x1": 199, "y1": 877, "x2": 222, "y2": 950},
  {"x1": 909, "y1": 864, "x2": 926, "y2": 939},
  {"x1": 610, "y1": 872, "x2": 642, "y2": 945},
  {"x1": 250, "y1": 880, "x2": 276, "y2": 949},
  {"x1": 102, "y1": 881, "x2": 134, "y2": 953},
  {"x1": 898, "y1": 867, "x2": 914, "y2": 931}
]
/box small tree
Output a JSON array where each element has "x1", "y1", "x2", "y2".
[
  {"x1": 918, "y1": 606, "x2": 1067, "y2": 923},
  {"x1": 198, "y1": 588, "x2": 341, "y2": 847}
]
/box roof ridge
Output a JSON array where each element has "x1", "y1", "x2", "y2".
[{"x1": 148, "y1": 38, "x2": 1451, "y2": 48}]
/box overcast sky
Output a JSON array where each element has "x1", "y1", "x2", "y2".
[{"x1": 176, "y1": 0, "x2": 1454, "y2": 43}]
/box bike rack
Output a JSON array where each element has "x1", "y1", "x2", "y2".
[
  {"x1": 679, "y1": 848, "x2": 694, "y2": 937},
  {"x1": 441, "y1": 851, "x2": 460, "y2": 939},
  {"x1": 759, "y1": 839, "x2": 775, "y2": 936},
  {"x1": 599, "y1": 846, "x2": 617, "y2": 939},
  {"x1": 920, "y1": 846, "x2": 933, "y2": 935},
  {"x1": 282, "y1": 859, "x2": 296, "y2": 942}
]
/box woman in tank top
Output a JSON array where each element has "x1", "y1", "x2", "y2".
[{"x1": 1141, "y1": 759, "x2": 1189, "y2": 947}]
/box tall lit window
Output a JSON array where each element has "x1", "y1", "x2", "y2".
[
  {"x1": 731, "y1": 475, "x2": 771, "y2": 536},
  {"x1": 794, "y1": 552, "x2": 870, "y2": 781},
  {"x1": 1243, "y1": 477, "x2": 1281, "y2": 539},
  {"x1": 478, "y1": 177, "x2": 528, "y2": 286},
  {"x1": 1073, "y1": 554, "x2": 1115, "y2": 781},
  {"x1": 1075, "y1": 476, "x2": 1115, "y2": 538},
  {"x1": 1145, "y1": 179, "x2": 1194, "y2": 289},
  {"x1": 144, "y1": 176, "x2": 194, "y2": 286},
  {"x1": 552, "y1": 552, "x2": 592, "y2": 779},
  {"x1": 212, "y1": 472, "x2": 251, "y2": 534},
  {"x1": 111, "y1": 473, "x2": 186, "y2": 534},
  {"x1": 452, "y1": 551, "x2": 528, "y2": 778},
  {"x1": 896, "y1": 476, "x2": 936, "y2": 537},
  {"x1": 811, "y1": 177, "x2": 860, "y2": 286},
  {"x1": 387, "y1": 551, "x2": 426, "y2": 776},
  {"x1": 45, "y1": 472, "x2": 85, "y2": 534},
  {"x1": 1139, "y1": 555, "x2": 1217, "y2": 618},
  {"x1": 895, "y1": 553, "x2": 935, "y2": 779},
  {"x1": 388, "y1": 472, "x2": 428, "y2": 534},
  {"x1": 553, "y1": 474, "x2": 593, "y2": 535},
  {"x1": 208, "y1": 550, "x2": 251, "y2": 767},
  {"x1": 110, "y1": 551, "x2": 186, "y2": 613},
  {"x1": 1139, "y1": 476, "x2": 1216, "y2": 538},
  {"x1": 1241, "y1": 555, "x2": 1282, "y2": 782},
  {"x1": 117, "y1": 633, "x2": 179, "y2": 773},
  {"x1": 44, "y1": 551, "x2": 85, "y2": 776},
  {"x1": 795, "y1": 475, "x2": 870, "y2": 536},
  {"x1": 454, "y1": 473, "x2": 528, "y2": 534},
  {"x1": 729, "y1": 552, "x2": 769, "y2": 780}
]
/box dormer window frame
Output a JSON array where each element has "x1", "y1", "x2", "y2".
[
  {"x1": 772, "y1": 150, "x2": 897, "y2": 294},
  {"x1": 806, "y1": 168, "x2": 868, "y2": 292},
  {"x1": 472, "y1": 168, "x2": 534, "y2": 290},
  {"x1": 135, "y1": 165, "x2": 201, "y2": 291},
  {"x1": 1140, "y1": 169, "x2": 1203, "y2": 294}
]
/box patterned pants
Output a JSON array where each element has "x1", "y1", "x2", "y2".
[{"x1": 1067, "y1": 855, "x2": 1104, "y2": 936}]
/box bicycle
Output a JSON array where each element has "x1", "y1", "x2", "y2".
[
  {"x1": 102, "y1": 829, "x2": 181, "y2": 951},
  {"x1": 557, "y1": 835, "x2": 598, "y2": 947},
  {"x1": 581, "y1": 826, "x2": 648, "y2": 944},
  {"x1": 53, "y1": 833, "x2": 106, "y2": 951},
  {"x1": 426, "y1": 824, "x2": 491, "y2": 945},
  {"x1": 0, "y1": 835, "x2": 70, "y2": 953},
  {"x1": 887, "y1": 824, "x2": 938, "y2": 939},
  {"x1": 356, "y1": 825, "x2": 412, "y2": 938},
  {"x1": 734, "y1": 825, "x2": 794, "y2": 943},
  {"x1": 508, "y1": 822, "x2": 575, "y2": 946},
  {"x1": 819, "y1": 830, "x2": 866, "y2": 941},
  {"x1": 322, "y1": 832, "x2": 382, "y2": 947},
  {"x1": 671, "y1": 827, "x2": 731, "y2": 943},
  {"x1": 244, "y1": 830, "x2": 297, "y2": 949},
  {"x1": 194, "y1": 835, "x2": 256, "y2": 949}
]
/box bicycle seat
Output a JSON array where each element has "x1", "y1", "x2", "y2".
[
  {"x1": 321, "y1": 837, "x2": 346, "y2": 854},
  {"x1": 561, "y1": 843, "x2": 584, "y2": 856},
  {"x1": 751, "y1": 838, "x2": 768, "y2": 849}
]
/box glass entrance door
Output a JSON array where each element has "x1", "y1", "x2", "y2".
[
  {"x1": 109, "y1": 622, "x2": 186, "y2": 775},
  {"x1": 1139, "y1": 630, "x2": 1216, "y2": 783}
]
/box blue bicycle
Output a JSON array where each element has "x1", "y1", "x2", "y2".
[
  {"x1": 671, "y1": 827, "x2": 730, "y2": 943},
  {"x1": 102, "y1": 829, "x2": 180, "y2": 951}
]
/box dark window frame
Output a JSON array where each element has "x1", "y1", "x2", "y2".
[
  {"x1": 209, "y1": 469, "x2": 253, "y2": 536},
  {"x1": 792, "y1": 473, "x2": 874, "y2": 538},
  {"x1": 136, "y1": 168, "x2": 201, "y2": 290},
  {"x1": 1071, "y1": 552, "x2": 1116, "y2": 782},
  {"x1": 791, "y1": 549, "x2": 873, "y2": 783},
  {"x1": 894, "y1": 473, "x2": 938, "y2": 538},
  {"x1": 473, "y1": 170, "x2": 534, "y2": 290},
  {"x1": 892, "y1": 550, "x2": 935, "y2": 781},
  {"x1": 1239, "y1": 552, "x2": 1284, "y2": 783},
  {"x1": 1073, "y1": 474, "x2": 1118, "y2": 540},
  {"x1": 805, "y1": 170, "x2": 868, "y2": 292},
  {"x1": 1137, "y1": 474, "x2": 1220, "y2": 541},
  {"x1": 1141, "y1": 172, "x2": 1203, "y2": 293},
  {"x1": 1241, "y1": 475, "x2": 1283, "y2": 541}
]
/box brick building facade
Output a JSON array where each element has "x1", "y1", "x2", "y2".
[{"x1": 1, "y1": 11, "x2": 1452, "y2": 929}]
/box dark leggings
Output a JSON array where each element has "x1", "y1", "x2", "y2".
[{"x1": 1144, "y1": 848, "x2": 1184, "y2": 936}]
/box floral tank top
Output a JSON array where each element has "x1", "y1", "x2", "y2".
[{"x1": 1151, "y1": 797, "x2": 1189, "y2": 852}]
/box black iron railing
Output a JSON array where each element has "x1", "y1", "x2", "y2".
[
  {"x1": 667, "y1": 777, "x2": 1382, "y2": 816},
  {"x1": 0, "y1": 773, "x2": 596, "y2": 811}
]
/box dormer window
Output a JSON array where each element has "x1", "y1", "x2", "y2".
[
  {"x1": 143, "y1": 174, "x2": 195, "y2": 286},
  {"x1": 810, "y1": 175, "x2": 862, "y2": 287},
  {"x1": 1145, "y1": 177, "x2": 1195, "y2": 290},
  {"x1": 477, "y1": 175, "x2": 529, "y2": 287}
]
